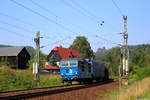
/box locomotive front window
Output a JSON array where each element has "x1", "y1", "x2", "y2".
[
  {"x1": 68, "y1": 60, "x2": 77, "y2": 67},
  {"x1": 69, "y1": 61, "x2": 77, "y2": 67},
  {"x1": 62, "y1": 63, "x2": 68, "y2": 66},
  {"x1": 60, "y1": 61, "x2": 69, "y2": 67},
  {"x1": 60, "y1": 60, "x2": 78, "y2": 67}
]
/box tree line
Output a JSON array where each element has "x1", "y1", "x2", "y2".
[{"x1": 95, "y1": 44, "x2": 150, "y2": 80}]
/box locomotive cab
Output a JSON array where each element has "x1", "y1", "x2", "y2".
[{"x1": 59, "y1": 59, "x2": 79, "y2": 84}]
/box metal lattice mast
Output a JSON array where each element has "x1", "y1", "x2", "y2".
[
  {"x1": 34, "y1": 31, "x2": 40, "y2": 86},
  {"x1": 122, "y1": 16, "x2": 129, "y2": 77}
]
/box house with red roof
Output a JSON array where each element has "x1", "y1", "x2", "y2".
[{"x1": 47, "y1": 46, "x2": 81, "y2": 67}]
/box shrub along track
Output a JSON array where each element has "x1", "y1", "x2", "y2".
[{"x1": 0, "y1": 79, "x2": 118, "y2": 100}]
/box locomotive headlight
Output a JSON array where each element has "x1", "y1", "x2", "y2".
[{"x1": 75, "y1": 72, "x2": 78, "y2": 75}]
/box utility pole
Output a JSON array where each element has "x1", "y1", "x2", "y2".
[
  {"x1": 122, "y1": 16, "x2": 129, "y2": 85},
  {"x1": 33, "y1": 31, "x2": 40, "y2": 86}
]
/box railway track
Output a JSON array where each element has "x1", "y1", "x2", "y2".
[{"x1": 0, "y1": 79, "x2": 114, "y2": 100}]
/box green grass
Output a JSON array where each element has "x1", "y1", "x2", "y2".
[
  {"x1": 39, "y1": 75, "x2": 63, "y2": 87},
  {"x1": 141, "y1": 90, "x2": 150, "y2": 98},
  {"x1": 0, "y1": 67, "x2": 62, "y2": 92},
  {"x1": 109, "y1": 75, "x2": 119, "y2": 79},
  {"x1": 97, "y1": 77, "x2": 150, "y2": 100}
]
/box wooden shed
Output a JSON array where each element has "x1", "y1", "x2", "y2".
[{"x1": 0, "y1": 47, "x2": 31, "y2": 69}]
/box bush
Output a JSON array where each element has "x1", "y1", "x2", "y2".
[
  {"x1": 136, "y1": 66, "x2": 150, "y2": 80},
  {"x1": 132, "y1": 66, "x2": 150, "y2": 81},
  {"x1": 0, "y1": 67, "x2": 62, "y2": 92},
  {"x1": 0, "y1": 67, "x2": 36, "y2": 92}
]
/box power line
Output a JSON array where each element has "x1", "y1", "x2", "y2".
[
  {"x1": 94, "y1": 35, "x2": 122, "y2": 46},
  {"x1": 0, "y1": 12, "x2": 37, "y2": 28},
  {"x1": 69, "y1": 0, "x2": 104, "y2": 23},
  {"x1": 61, "y1": 0, "x2": 103, "y2": 24},
  {"x1": 0, "y1": 12, "x2": 72, "y2": 39},
  {"x1": 29, "y1": 0, "x2": 87, "y2": 34},
  {"x1": 111, "y1": 0, "x2": 124, "y2": 16},
  {"x1": 41, "y1": 36, "x2": 72, "y2": 48},
  {"x1": 0, "y1": 26, "x2": 33, "y2": 39},
  {"x1": 62, "y1": 0, "x2": 119, "y2": 31},
  {"x1": 101, "y1": 32, "x2": 122, "y2": 36},
  {"x1": 0, "y1": 12, "x2": 79, "y2": 42},
  {"x1": 10, "y1": 0, "x2": 79, "y2": 36},
  {"x1": 30, "y1": 0, "x2": 58, "y2": 18},
  {"x1": 0, "y1": 20, "x2": 34, "y2": 33}
]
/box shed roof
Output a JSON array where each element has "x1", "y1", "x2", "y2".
[
  {"x1": 0, "y1": 47, "x2": 25, "y2": 56},
  {"x1": 51, "y1": 46, "x2": 81, "y2": 59},
  {"x1": 44, "y1": 65, "x2": 59, "y2": 70}
]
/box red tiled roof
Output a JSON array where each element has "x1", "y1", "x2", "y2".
[
  {"x1": 44, "y1": 65, "x2": 59, "y2": 70},
  {"x1": 52, "y1": 47, "x2": 81, "y2": 59}
]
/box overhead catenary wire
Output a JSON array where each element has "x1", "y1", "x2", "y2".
[
  {"x1": 0, "y1": 20, "x2": 34, "y2": 33},
  {"x1": 111, "y1": 0, "x2": 124, "y2": 16},
  {"x1": 94, "y1": 35, "x2": 122, "y2": 46},
  {"x1": 30, "y1": 0, "x2": 58, "y2": 18},
  {"x1": 69, "y1": 0, "x2": 104, "y2": 23},
  {"x1": 0, "y1": 12, "x2": 37, "y2": 28},
  {"x1": 0, "y1": 12, "x2": 57, "y2": 40},
  {"x1": 0, "y1": 26, "x2": 33, "y2": 39},
  {"x1": 100, "y1": 32, "x2": 122, "y2": 36},
  {"x1": 62, "y1": 0, "x2": 119, "y2": 31},
  {"x1": 41, "y1": 36, "x2": 72, "y2": 48},
  {"x1": 8, "y1": 0, "x2": 123, "y2": 50},
  {"x1": 10, "y1": 0, "x2": 80, "y2": 36},
  {"x1": 61, "y1": 0, "x2": 103, "y2": 24},
  {"x1": 29, "y1": 0, "x2": 88, "y2": 34},
  {"x1": 0, "y1": 12, "x2": 71, "y2": 39}
]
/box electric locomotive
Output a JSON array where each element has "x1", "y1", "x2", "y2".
[{"x1": 59, "y1": 58, "x2": 109, "y2": 84}]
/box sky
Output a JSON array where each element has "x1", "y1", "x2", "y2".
[{"x1": 0, "y1": 0, "x2": 150, "y2": 54}]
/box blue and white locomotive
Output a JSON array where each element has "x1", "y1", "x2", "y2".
[{"x1": 59, "y1": 58, "x2": 109, "y2": 84}]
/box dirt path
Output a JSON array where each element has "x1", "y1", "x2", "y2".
[{"x1": 28, "y1": 81, "x2": 119, "y2": 100}]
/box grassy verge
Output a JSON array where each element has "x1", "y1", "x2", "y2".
[
  {"x1": 0, "y1": 67, "x2": 62, "y2": 92},
  {"x1": 141, "y1": 90, "x2": 150, "y2": 98},
  {"x1": 97, "y1": 77, "x2": 150, "y2": 100},
  {"x1": 39, "y1": 75, "x2": 63, "y2": 87}
]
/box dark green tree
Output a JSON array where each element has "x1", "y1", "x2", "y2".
[
  {"x1": 107, "y1": 47, "x2": 121, "y2": 76},
  {"x1": 70, "y1": 36, "x2": 94, "y2": 59},
  {"x1": 94, "y1": 44, "x2": 150, "y2": 78},
  {"x1": 27, "y1": 51, "x2": 46, "y2": 69},
  {"x1": 39, "y1": 51, "x2": 47, "y2": 67},
  {"x1": 94, "y1": 47, "x2": 109, "y2": 64}
]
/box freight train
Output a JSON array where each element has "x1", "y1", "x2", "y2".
[{"x1": 59, "y1": 58, "x2": 109, "y2": 84}]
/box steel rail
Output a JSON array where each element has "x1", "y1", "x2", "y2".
[{"x1": 0, "y1": 79, "x2": 114, "y2": 100}]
